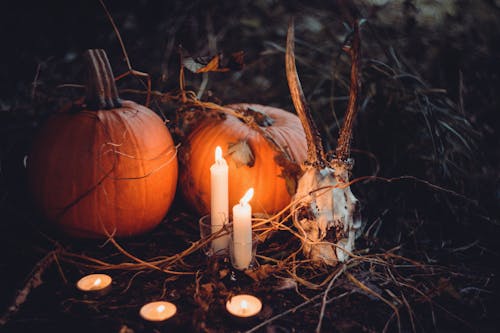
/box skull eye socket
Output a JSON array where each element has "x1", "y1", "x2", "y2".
[{"x1": 352, "y1": 201, "x2": 363, "y2": 230}]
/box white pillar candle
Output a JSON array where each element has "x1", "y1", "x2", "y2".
[
  {"x1": 232, "y1": 188, "x2": 254, "y2": 269},
  {"x1": 210, "y1": 146, "x2": 229, "y2": 253}
]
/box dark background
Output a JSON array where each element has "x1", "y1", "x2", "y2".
[{"x1": 0, "y1": 1, "x2": 499, "y2": 332}]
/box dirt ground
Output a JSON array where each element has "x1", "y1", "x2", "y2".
[{"x1": 0, "y1": 1, "x2": 499, "y2": 332}]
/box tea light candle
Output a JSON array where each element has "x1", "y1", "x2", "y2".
[
  {"x1": 232, "y1": 188, "x2": 254, "y2": 269},
  {"x1": 76, "y1": 274, "x2": 112, "y2": 292},
  {"x1": 210, "y1": 146, "x2": 229, "y2": 253},
  {"x1": 226, "y1": 294, "x2": 262, "y2": 318},
  {"x1": 139, "y1": 301, "x2": 177, "y2": 322}
]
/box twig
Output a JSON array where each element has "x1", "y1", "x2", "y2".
[
  {"x1": 31, "y1": 63, "x2": 42, "y2": 100},
  {"x1": 98, "y1": 0, "x2": 130, "y2": 70},
  {"x1": 98, "y1": 0, "x2": 152, "y2": 106},
  {"x1": 0, "y1": 251, "x2": 58, "y2": 326},
  {"x1": 400, "y1": 292, "x2": 417, "y2": 333},
  {"x1": 245, "y1": 285, "x2": 348, "y2": 333},
  {"x1": 120, "y1": 271, "x2": 146, "y2": 294},
  {"x1": 346, "y1": 271, "x2": 401, "y2": 332},
  {"x1": 315, "y1": 264, "x2": 346, "y2": 333}
]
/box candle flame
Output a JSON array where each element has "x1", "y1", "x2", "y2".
[
  {"x1": 240, "y1": 300, "x2": 248, "y2": 310},
  {"x1": 156, "y1": 304, "x2": 166, "y2": 313},
  {"x1": 239, "y1": 188, "x2": 254, "y2": 205},
  {"x1": 215, "y1": 146, "x2": 223, "y2": 162},
  {"x1": 93, "y1": 278, "x2": 102, "y2": 286}
]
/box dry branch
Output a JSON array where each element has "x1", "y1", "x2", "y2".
[{"x1": 0, "y1": 251, "x2": 58, "y2": 326}]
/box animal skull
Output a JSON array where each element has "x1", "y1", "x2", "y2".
[
  {"x1": 286, "y1": 20, "x2": 363, "y2": 265},
  {"x1": 293, "y1": 162, "x2": 362, "y2": 265}
]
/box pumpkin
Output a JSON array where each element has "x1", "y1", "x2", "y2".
[
  {"x1": 28, "y1": 49, "x2": 178, "y2": 238},
  {"x1": 180, "y1": 103, "x2": 307, "y2": 216}
]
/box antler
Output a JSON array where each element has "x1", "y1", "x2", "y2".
[
  {"x1": 286, "y1": 20, "x2": 328, "y2": 168},
  {"x1": 335, "y1": 20, "x2": 361, "y2": 162}
]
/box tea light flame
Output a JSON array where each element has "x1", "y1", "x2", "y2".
[
  {"x1": 157, "y1": 304, "x2": 165, "y2": 313},
  {"x1": 93, "y1": 278, "x2": 101, "y2": 287},
  {"x1": 240, "y1": 300, "x2": 248, "y2": 314},
  {"x1": 240, "y1": 188, "x2": 254, "y2": 205}
]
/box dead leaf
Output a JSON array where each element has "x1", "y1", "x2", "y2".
[
  {"x1": 274, "y1": 278, "x2": 298, "y2": 291},
  {"x1": 118, "y1": 325, "x2": 134, "y2": 333},
  {"x1": 438, "y1": 277, "x2": 461, "y2": 300},
  {"x1": 227, "y1": 140, "x2": 254, "y2": 167},
  {"x1": 201, "y1": 282, "x2": 214, "y2": 294},
  {"x1": 219, "y1": 268, "x2": 230, "y2": 279},
  {"x1": 181, "y1": 47, "x2": 244, "y2": 73},
  {"x1": 194, "y1": 282, "x2": 216, "y2": 312},
  {"x1": 244, "y1": 264, "x2": 277, "y2": 281}
]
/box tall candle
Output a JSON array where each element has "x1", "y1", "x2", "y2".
[
  {"x1": 210, "y1": 146, "x2": 229, "y2": 253},
  {"x1": 232, "y1": 188, "x2": 254, "y2": 269}
]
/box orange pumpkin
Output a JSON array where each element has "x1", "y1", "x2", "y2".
[
  {"x1": 180, "y1": 103, "x2": 306, "y2": 216},
  {"x1": 28, "y1": 49, "x2": 178, "y2": 238}
]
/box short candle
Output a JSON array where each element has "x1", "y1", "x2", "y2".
[
  {"x1": 139, "y1": 301, "x2": 177, "y2": 322},
  {"x1": 232, "y1": 188, "x2": 254, "y2": 269},
  {"x1": 226, "y1": 294, "x2": 262, "y2": 318},
  {"x1": 76, "y1": 274, "x2": 112, "y2": 292}
]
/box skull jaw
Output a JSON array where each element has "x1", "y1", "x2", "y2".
[
  {"x1": 299, "y1": 221, "x2": 355, "y2": 266},
  {"x1": 304, "y1": 240, "x2": 338, "y2": 266}
]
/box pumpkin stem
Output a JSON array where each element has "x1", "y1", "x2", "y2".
[
  {"x1": 286, "y1": 20, "x2": 327, "y2": 167},
  {"x1": 335, "y1": 20, "x2": 361, "y2": 162},
  {"x1": 84, "y1": 49, "x2": 122, "y2": 110}
]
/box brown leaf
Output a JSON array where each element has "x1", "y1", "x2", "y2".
[
  {"x1": 244, "y1": 264, "x2": 277, "y2": 281},
  {"x1": 227, "y1": 140, "x2": 255, "y2": 167},
  {"x1": 182, "y1": 47, "x2": 244, "y2": 73},
  {"x1": 438, "y1": 277, "x2": 461, "y2": 300},
  {"x1": 273, "y1": 278, "x2": 298, "y2": 291},
  {"x1": 194, "y1": 282, "x2": 216, "y2": 312},
  {"x1": 219, "y1": 268, "x2": 230, "y2": 279},
  {"x1": 201, "y1": 282, "x2": 215, "y2": 294},
  {"x1": 118, "y1": 325, "x2": 134, "y2": 333}
]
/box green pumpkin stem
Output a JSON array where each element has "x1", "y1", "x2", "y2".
[{"x1": 84, "y1": 49, "x2": 122, "y2": 110}]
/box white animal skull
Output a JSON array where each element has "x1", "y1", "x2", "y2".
[
  {"x1": 286, "y1": 20, "x2": 363, "y2": 266},
  {"x1": 293, "y1": 162, "x2": 362, "y2": 265}
]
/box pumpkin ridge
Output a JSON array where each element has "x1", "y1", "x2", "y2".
[
  {"x1": 109, "y1": 104, "x2": 179, "y2": 168},
  {"x1": 120, "y1": 108, "x2": 148, "y2": 232}
]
